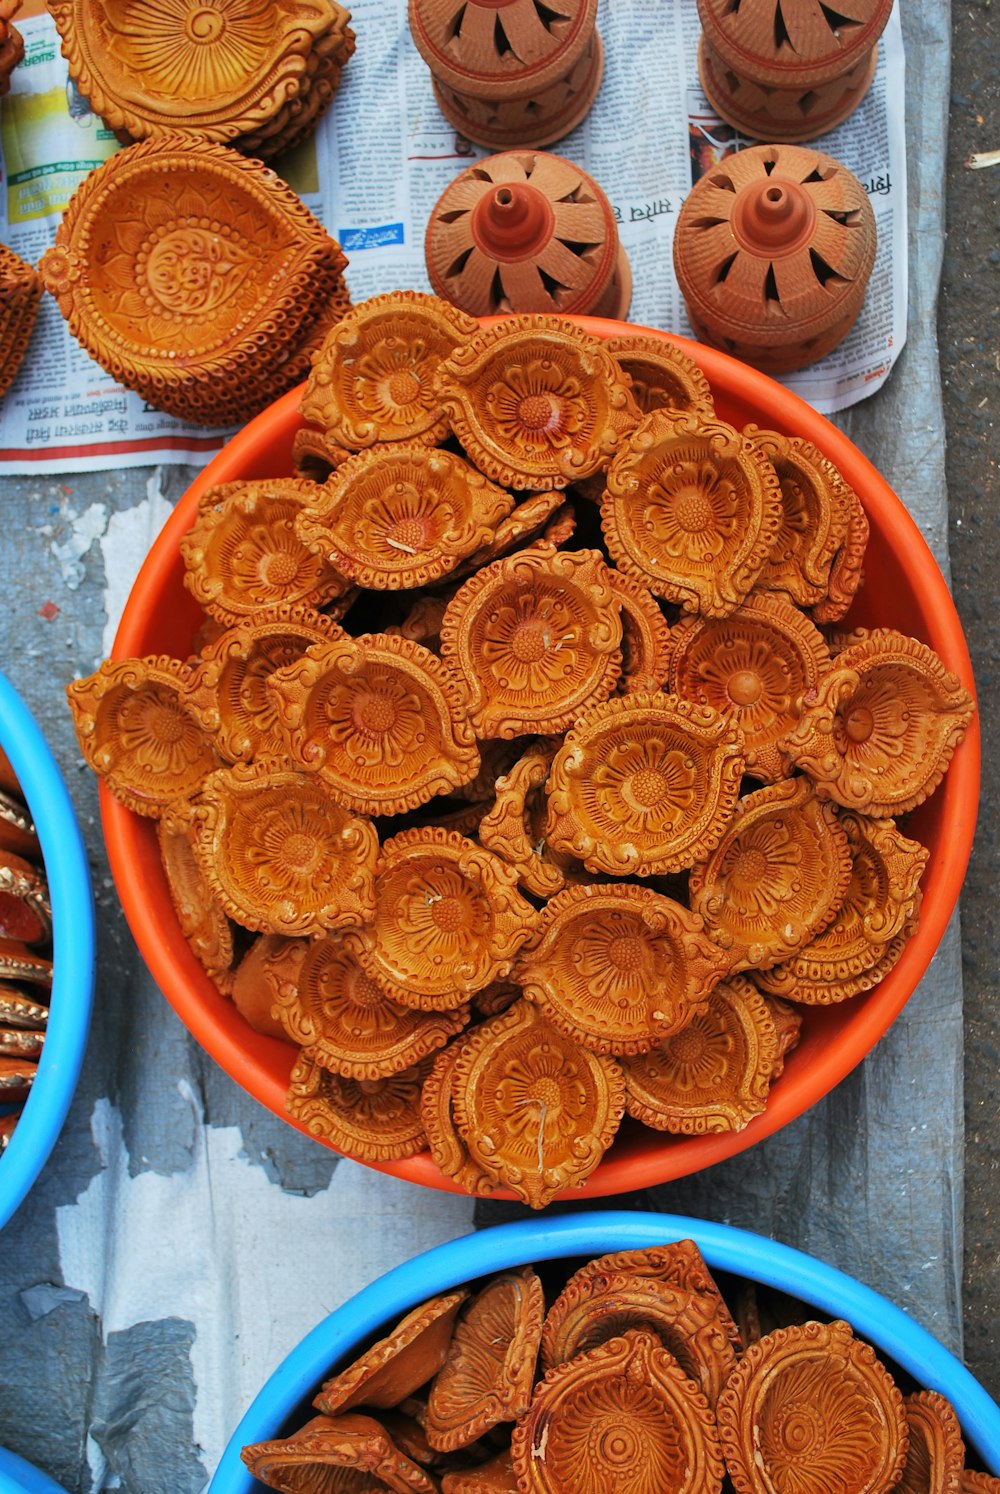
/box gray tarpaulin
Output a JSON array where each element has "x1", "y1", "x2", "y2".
[{"x1": 0, "y1": 0, "x2": 961, "y2": 1489}]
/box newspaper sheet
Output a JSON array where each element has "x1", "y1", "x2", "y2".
[{"x1": 0, "y1": 0, "x2": 907, "y2": 475}]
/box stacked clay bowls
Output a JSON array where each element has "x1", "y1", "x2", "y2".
[
  {"x1": 0, "y1": 674, "x2": 95, "y2": 1231},
  {"x1": 207, "y1": 1211, "x2": 1000, "y2": 1490},
  {"x1": 100, "y1": 318, "x2": 979, "y2": 1201}
]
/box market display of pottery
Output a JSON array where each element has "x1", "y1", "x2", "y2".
[
  {"x1": 0, "y1": 244, "x2": 41, "y2": 403},
  {"x1": 0, "y1": 0, "x2": 22, "y2": 97}
]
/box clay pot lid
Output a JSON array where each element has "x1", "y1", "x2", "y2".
[
  {"x1": 478, "y1": 743, "x2": 585, "y2": 899},
  {"x1": 892, "y1": 1390, "x2": 967, "y2": 1493},
  {"x1": 271, "y1": 928, "x2": 469, "y2": 1079},
  {"x1": 0, "y1": 939, "x2": 53, "y2": 991},
  {"x1": 0, "y1": 988, "x2": 49, "y2": 1032},
  {"x1": 267, "y1": 631, "x2": 480, "y2": 818},
  {"x1": 511, "y1": 1329, "x2": 725, "y2": 1492},
  {"x1": 664, "y1": 593, "x2": 832, "y2": 783},
  {"x1": 0, "y1": 243, "x2": 42, "y2": 401},
  {"x1": 179, "y1": 480, "x2": 351, "y2": 625},
  {"x1": 190, "y1": 760, "x2": 377, "y2": 936},
  {"x1": 716, "y1": 1319, "x2": 908, "y2": 1494},
  {"x1": 296, "y1": 443, "x2": 515, "y2": 591},
  {"x1": 426, "y1": 151, "x2": 628, "y2": 320},
  {"x1": 602, "y1": 407, "x2": 784, "y2": 616},
  {"x1": 516, "y1": 884, "x2": 730, "y2": 1057},
  {"x1": 673, "y1": 144, "x2": 877, "y2": 373},
  {"x1": 286, "y1": 1050, "x2": 430, "y2": 1162},
  {"x1": 426, "y1": 1267, "x2": 544, "y2": 1451},
  {"x1": 301, "y1": 291, "x2": 479, "y2": 451},
  {"x1": 184, "y1": 603, "x2": 346, "y2": 763},
  {"x1": 605, "y1": 333, "x2": 716, "y2": 421},
  {"x1": 66, "y1": 655, "x2": 218, "y2": 818},
  {"x1": 689, "y1": 777, "x2": 852, "y2": 972},
  {"x1": 242, "y1": 1411, "x2": 438, "y2": 1493},
  {"x1": 156, "y1": 816, "x2": 234, "y2": 984},
  {"x1": 621, "y1": 974, "x2": 779, "y2": 1134},
  {"x1": 439, "y1": 546, "x2": 622, "y2": 738},
  {"x1": 544, "y1": 692, "x2": 746, "y2": 878},
  {"x1": 409, "y1": 0, "x2": 598, "y2": 99},
  {"x1": 314, "y1": 1287, "x2": 469, "y2": 1415},
  {"x1": 697, "y1": 0, "x2": 893, "y2": 86},
  {"x1": 450, "y1": 998, "x2": 625, "y2": 1208},
  {"x1": 781, "y1": 627, "x2": 977, "y2": 817},
  {"x1": 421, "y1": 1033, "x2": 504, "y2": 1196},
  {"x1": 434, "y1": 314, "x2": 639, "y2": 491},
  {"x1": 229, "y1": 934, "x2": 307, "y2": 1042},
  {"x1": 360, "y1": 828, "x2": 538, "y2": 1009},
  {"x1": 756, "y1": 810, "x2": 928, "y2": 1005},
  {"x1": 0, "y1": 850, "x2": 50, "y2": 947}
]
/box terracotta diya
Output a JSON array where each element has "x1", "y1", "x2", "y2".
[
  {"x1": 242, "y1": 1411, "x2": 438, "y2": 1493},
  {"x1": 0, "y1": 0, "x2": 22, "y2": 97},
  {"x1": 409, "y1": 0, "x2": 603, "y2": 150},
  {"x1": 286, "y1": 1051, "x2": 430, "y2": 1162},
  {"x1": 894, "y1": 1390, "x2": 966, "y2": 1493},
  {"x1": 673, "y1": 143, "x2": 877, "y2": 375},
  {"x1": 478, "y1": 742, "x2": 585, "y2": 899},
  {"x1": 697, "y1": 0, "x2": 894, "y2": 142},
  {"x1": 314, "y1": 1290, "x2": 468, "y2": 1415},
  {"x1": 606, "y1": 332, "x2": 716, "y2": 422},
  {"x1": 426, "y1": 150, "x2": 631, "y2": 320},
  {"x1": 0, "y1": 243, "x2": 42, "y2": 402},
  {"x1": 229, "y1": 934, "x2": 303, "y2": 1041},
  {"x1": 157, "y1": 815, "x2": 235, "y2": 989}
]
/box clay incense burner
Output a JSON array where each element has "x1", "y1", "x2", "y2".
[
  {"x1": 409, "y1": 0, "x2": 602, "y2": 149},
  {"x1": 426, "y1": 150, "x2": 631, "y2": 320},
  {"x1": 697, "y1": 0, "x2": 894, "y2": 142},
  {"x1": 673, "y1": 142, "x2": 877, "y2": 374}
]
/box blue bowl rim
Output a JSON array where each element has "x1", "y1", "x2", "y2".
[
  {"x1": 210, "y1": 1211, "x2": 1000, "y2": 1490},
  {"x1": 0, "y1": 1446, "x2": 70, "y2": 1494},
  {"x1": 0, "y1": 671, "x2": 95, "y2": 1231}
]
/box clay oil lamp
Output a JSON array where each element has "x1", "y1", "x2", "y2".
[
  {"x1": 0, "y1": 244, "x2": 41, "y2": 402},
  {"x1": 267, "y1": 632, "x2": 480, "y2": 818},
  {"x1": 0, "y1": 1053, "x2": 36, "y2": 1103},
  {"x1": 0, "y1": 939, "x2": 52, "y2": 992},
  {"x1": 0, "y1": 1024, "x2": 44, "y2": 1060},
  {"x1": 300, "y1": 290, "x2": 479, "y2": 452},
  {"x1": 426, "y1": 150, "x2": 630, "y2": 320},
  {"x1": 183, "y1": 604, "x2": 346, "y2": 764},
  {"x1": 386, "y1": 592, "x2": 452, "y2": 652},
  {"x1": 606, "y1": 332, "x2": 716, "y2": 421},
  {"x1": 358, "y1": 828, "x2": 538, "y2": 1010},
  {"x1": 811, "y1": 482, "x2": 870, "y2": 624},
  {"x1": 269, "y1": 928, "x2": 470, "y2": 1079},
  {"x1": 781, "y1": 627, "x2": 977, "y2": 816},
  {"x1": 229, "y1": 934, "x2": 305, "y2": 1042},
  {"x1": 966, "y1": 1476, "x2": 1000, "y2": 1492},
  {"x1": 0, "y1": 788, "x2": 40, "y2": 860},
  {"x1": 673, "y1": 143, "x2": 877, "y2": 375},
  {"x1": 716, "y1": 1319, "x2": 908, "y2": 1493},
  {"x1": 242, "y1": 1411, "x2": 438, "y2": 1493},
  {"x1": 290, "y1": 424, "x2": 351, "y2": 484},
  {"x1": 894, "y1": 1391, "x2": 966, "y2": 1492},
  {"x1": 421, "y1": 1032, "x2": 504, "y2": 1197},
  {"x1": 602, "y1": 407, "x2": 784, "y2": 615},
  {"x1": 295, "y1": 444, "x2": 515, "y2": 592},
  {"x1": 286, "y1": 1050, "x2": 430, "y2": 1162},
  {"x1": 439, "y1": 546, "x2": 622, "y2": 738},
  {"x1": 180, "y1": 481, "x2": 351, "y2": 625},
  {"x1": 0, "y1": 0, "x2": 22, "y2": 96},
  {"x1": 0, "y1": 987, "x2": 49, "y2": 1033},
  {"x1": 235, "y1": 8, "x2": 357, "y2": 158},
  {"x1": 450, "y1": 999, "x2": 626, "y2": 1209},
  {"x1": 512, "y1": 1330, "x2": 726, "y2": 1493},
  {"x1": 425, "y1": 1268, "x2": 544, "y2": 1451},
  {"x1": 190, "y1": 761, "x2": 377, "y2": 937},
  {"x1": 67, "y1": 656, "x2": 217, "y2": 818},
  {"x1": 761, "y1": 993, "x2": 803, "y2": 1078},
  {"x1": 409, "y1": 0, "x2": 602, "y2": 150},
  {"x1": 434, "y1": 314, "x2": 639, "y2": 491},
  {"x1": 697, "y1": 0, "x2": 894, "y2": 143},
  {"x1": 440, "y1": 1450, "x2": 518, "y2": 1491},
  {"x1": 544, "y1": 693, "x2": 746, "y2": 878},
  {"x1": 38, "y1": 137, "x2": 349, "y2": 426},
  {"x1": 445, "y1": 490, "x2": 567, "y2": 581},
  {"x1": 478, "y1": 742, "x2": 586, "y2": 899},
  {"x1": 314, "y1": 1289, "x2": 468, "y2": 1415},
  {"x1": 689, "y1": 778, "x2": 852, "y2": 972},
  {"x1": 665, "y1": 594, "x2": 831, "y2": 783},
  {"x1": 606, "y1": 569, "x2": 672, "y2": 696},
  {"x1": 0, "y1": 851, "x2": 50, "y2": 947},
  {"x1": 516, "y1": 884, "x2": 730, "y2": 1057},
  {"x1": 156, "y1": 815, "x2": 235, "y2": 991},
  {"x1": 621, "y1": 975, "x2": 779, "y2": 1135},
  {"x1": 756, "y1": 811, "x2": 928, "y2": 1005}
]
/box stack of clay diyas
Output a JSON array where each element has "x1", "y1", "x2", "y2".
[
  {"x1": 0, "y1": 243, "x2": 42, "y2": 403},
  {"x1": 48, "y1": 0, "x2": 355, "y2": 160},
  {"x1": 69, "y1": 294, "x2": 975, "y2": 1209},
  {"x1": 0, "y1": 0, "x2": 22, "y2": 97},
  {"x1": 240, "y1": 1238, "x2": 998, "y2": 1492}
]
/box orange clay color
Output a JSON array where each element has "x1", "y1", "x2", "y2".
[
  {"x1": 313, "y1": 1289, "x2": 468, "y2": 1415},
  {"x1": 156, "y1": 815, "x2": 234, "y2": 986},
  {"x1": 241, "y1": 1411, "x2": 437, "y2": 1494},
  {"x1": 607, "y1": 568, "x2": 672, "y2": 696},
  {"x1": 894, "y1": 1390, "x2": 966, "y2": 1494},
  {"x1": 606, "y1": 332, "x2": 716, "y2": 420},
  {"x1": 285, "y1": 1051, "x2": 429, "y2": 1163},
  {"x1": 420, "y1": 1033, "x2": 503, "y2": 1199},
  {"x1": 0, "y1": 244, "x2": 42, "y2": 402},
  {"x1": 230, "y1": 934, "x2": 307, "y2": 1043},
  {"x1": 478, "y1": 742, "x2": 586, "y2": 900}
]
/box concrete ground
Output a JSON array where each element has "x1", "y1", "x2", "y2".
[{"x1": 942, "y1": 0, "x2": 1000, "y2": 1406}]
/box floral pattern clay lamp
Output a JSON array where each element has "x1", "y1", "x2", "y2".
[
  {"x1": 673, "y1": 142, "x2": 877, "y2": 375},
  {"x1": 409, "y1": 0, "x2": 603, "y2": 150},
  {"x1": 0, "y1": 0, "x2": 23, "y2": 98},
  {"x1": 425, "y1": 150, "x2": 631, "y2": 320}
]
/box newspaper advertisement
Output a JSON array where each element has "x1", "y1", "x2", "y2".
[{"x1": 0, "y1": 0, "x2": 906, "y2": 475}]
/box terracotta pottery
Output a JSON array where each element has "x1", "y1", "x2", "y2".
[
  {"x1": 892, "y1": 1390, "x2": 966, "y2": 1493},
  {"x1": 441, "y1": 1450, "x2": 518, "y2": 1492},
  {"x1": 0, "y1": 988, "x2": 49, "y2": 1031},
  {"x1": 0, "y1": 850, "x2": 50, "y2": 947},
  {"x1": 426, "y1": 151, "x2": 630, "y2": 320},
  {"x1": 697, "y1": 0, "x2": 894, "y2": 142},
  {"x1": 290, "y1": 424, "x2": 351, "y2": 483},
  {"x1": 963, "y1": 1474, "x2": 1000, "y2": 1492},
  {"x1": 0, "y1": 244, "x2": 41, "y2": 402},
  {"x1": 38, "y1": 137, "x2": 349, "y2": 426},
  {"x1": 716, "y1": 1319, "x2": 908, "y2": 1494},
  {"x1": 0, "y1": 1026, "x2": 44, "y2": 1060},
  {"x1": 761, "y1": 993, "x2": 803, "y2": 1078},
  {"x1": 0, "y1": 789, "x2": 40, "y2": 861},
  {"x1": 234, "y1": 17, "x2": 356, "y2": 160},
  {"x1": 673, "y1": 143, "x2": 877, "y2": 375},
  {"x1": 511, "y1": 1330, "x2": 726, "y2": 1493},
  {"x1": 605, "y1": 570, "x2": 673, "y2": 696},
  {"x1": 229, "y1": 934, "x2": 304, "y2": 1042},
  {"x1": 0, "y1": 0, "x2": 23, "y2": 98},
  {"x1": 286, "y1": 1051, "x2": 430, "y2": 1162},
  {"x1": 0, "y1": 1111, "x2": 22, "y2": 1151},
  {"x1": 241, "y1": 1411, "x2": 438, "y2": 1493},
  {"x1": 605, "y1": 332, "x2": 716, "y2": 421},
  {"x1": 409, "y1": 0, "x2": 602, "y2": 150},
  {"x1": 0, "y1": 1053, "x2": 36, "y2": 1102},
  {"x1": 156, "y1": 817, "x2": 235, "y2": 986},
  {"x1": 0, "y1": 940, "x2": 52, "y2": 990},
  {"x1": 313, "y1": 1290, "x2": 468, "y2": 1415},
  {"x1": 50, "y1": 0, "x2": 354, "y2": 157},
  {"x1": 444, "y1": 491, "x2": 567, "y2": 580},
  {"x1": 477, "y1": 743, "x2": 585, "y2": 899},
  {"x1": 421, "y1": 1032, "x2": 503, "y2": 1198}
]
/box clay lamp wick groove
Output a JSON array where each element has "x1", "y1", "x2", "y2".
[{"x1": 470, "y1": 181, "x2": 556, "y2": 261}]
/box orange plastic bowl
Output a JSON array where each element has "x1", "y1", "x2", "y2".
[{"x1": 102, "y1": 318, "x2": 979, "y2": 1199}]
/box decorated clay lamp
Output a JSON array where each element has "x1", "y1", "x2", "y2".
[
  {"x1": 0, "y1": 788, "x2": 41, "y2": 860},
  {"x1": 286, "y1": 1050, "x2": 430, "y2": 1161},
  {"x1": 0, "y1": 987, "x2": 49, "y2": 1034},
  {"x1": 716, "y1": 1319, "x2": 908, "y2": 1493},
  {"x1": 229, "y1": 934, "x2": 306, "y2": 1041},
  {"x1": 440, "y1": 1450, "x2": 518, "y2": 1491},
  {"x1": 242, "y1": 1411, "x2": 438, "y2": 1492},
  {"x1": 409, "y1": 0, "x2": 602, "y2": 150},
  {"x1": 0, "y1": 939, "x2": 52, "y2": 992},
  {"x1": 894, "y1": 1390, "x2": 966, "y2": 1492},
  {"x1": 314, "y1": 1289, "x2": 468, "y2": 1415},
  {"x1": 673, "y1": 143, "x2": 877, "y2": 375},
  {"x1": 445, "y1": 490, "x2": 568, "y2": 580},
  {"x1": 606, "y1": 333, "x2": 716, "y2": 421},
  {"x1": 290, "y1": 425, "x2": 350, "y2": 484},
  {"x1": 511, "y1": 1330, "x2": 726, "y2": 1493},
  {"x1": 0, "y1": 244, "x2": 41, "y2": 402},
  {"x1": 697, "y1": 0, "x2": 894, "y2": 142},
  {"x1": 156, "y1": 816, "x2": 235, "y2": 990},
  {"x1": 0, "y1": 0, "x2": 23, "y2": 97},
  {"x1": 478, "y1": 742, "x2": 586, "y2": 899},
  {"x1": 0, "y1": 852, "x2": 50, "y2": 947},
  {"x1": 421, "y1": 1032, "x2": 504, "y2": 1197},
  {"x1": 426, "y1": 151, "x2": 630, "y2": 320}
]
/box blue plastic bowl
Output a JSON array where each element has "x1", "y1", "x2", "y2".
[
  {"x1": 0, "y1": 672, "x2": 95, "y2": 1231},
  {"x1": 0, "y1": 1447, "x2": 69, "y2": 1494},
  {"x1": 211, "y1": 1211, "x2": 1000, "y2": 1489}
]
